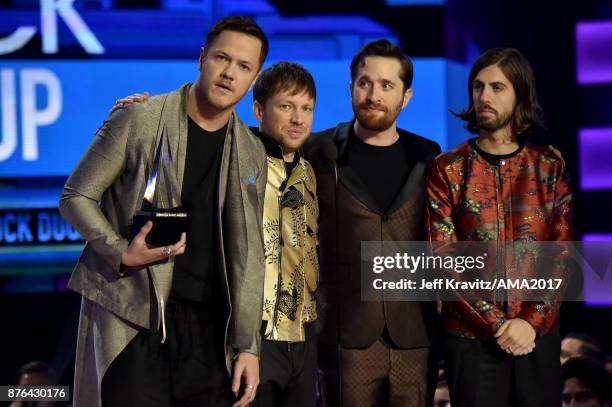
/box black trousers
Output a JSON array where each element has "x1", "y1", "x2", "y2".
[
  {"x1": 444, "y1": 330, "x2": 561, "y2": 407},
  {"x1": 253, "y1": 323, "x2": 318, "y2": 407},
  {"x1": 101, "y1": 302, "x2": 234, "y2": 407}
]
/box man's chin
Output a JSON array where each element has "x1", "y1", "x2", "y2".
[
  {"x1": 209, "y1": 100, "x2": 236, "y2": 111},
  {"x1": 357, "y1": 117, "x2": 392, "y2": 132},
  {"x1": 205, "y1": 91, "x2": 241, "y2": 111},
  {"x1": 282, "y1": 140, "x2": 305, "y2": 152},
  {"x1": 477, "y1": 120, "x2": 506, "y2": 133}
]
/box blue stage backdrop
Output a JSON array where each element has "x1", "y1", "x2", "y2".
[
  {"x1": 0, "y1": 59, "x2": 458, "y2": 177},
  {"x1": 1, "y1": 0, "x2": 475, "y2": 292}
]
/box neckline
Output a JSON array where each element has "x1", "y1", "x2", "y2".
[{"x1": 469, "y1": 137, "x2": 524, "y2": 165}]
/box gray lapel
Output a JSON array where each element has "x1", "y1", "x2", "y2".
[
  {"x1": 174, "y1": 85, "x2": 190, "y2": 198},
  {"x1": 218, "y1": 113, "x2": 236, "y2": 213},
  {"x1": 146, "y1": 85, "x2": 190, "y2": 323},
  {"x1": 150, "y1": 84, "x2": 189, "y2": 209}
]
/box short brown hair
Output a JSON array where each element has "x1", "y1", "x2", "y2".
[
  {"x1": 253, "y1": 61, "x2": 316, "y2": 106},
  {"x1": 204, "y1": 16, "x2": 269, "y2": 69},
  {"x1": 350, "y1": 40, "x2": 414, "y2": 90},
  {"x1": 455, "y1": 47, "x2": 544, "y2": 135}
]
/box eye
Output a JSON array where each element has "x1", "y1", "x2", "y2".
[
  {"x1": 382, "y1": 82, "x2": 393, "y2": 90},
  {"x1": 473, "y1": 83, "x2": 483, "y2": 91},
  {"x1": 358, "y1": 80, "x2": 369, "y2": 89},
  {"x1": 302, "y1": 106, "x2": 313, "y2": 113},
  {"x1": 216, "y1": 54, "x2": 227, "y2": 61},
  {"x1": 279, "y1": 104, "x2": 291, "y2": 111},
  {"x1": 493, "y1": 84, "x2": 504, "y2": 92},
  {"x1": 240, "y1": 64, "x2": 251, "y2": 72}
]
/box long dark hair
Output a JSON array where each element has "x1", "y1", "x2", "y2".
[{"x1": 455, "y1": 48, "x2": 544, "y2": 135}]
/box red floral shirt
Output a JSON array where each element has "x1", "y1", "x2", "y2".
[{"x1": 425, "y1": 140, "x2": 573, "y2": 339}]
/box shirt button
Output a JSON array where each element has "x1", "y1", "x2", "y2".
[{"x1": 500, "y1": 160, "x2": 506, "y2": 166}]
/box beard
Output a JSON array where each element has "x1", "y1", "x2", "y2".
[
  {"x1": 476, "y1": 107, "x2": 513, "y2": 133},
  {"x1": 353, "y1": 99, "x2": 402, "y2": 132}
]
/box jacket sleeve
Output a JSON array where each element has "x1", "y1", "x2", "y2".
[
  {"x1": 517, "y1": 161, "x2": 573, "y2": 335},
  {"x1": 58, "y1": 108, "x2": 133, "y2": 274},
  {"x1": 425, "y1": 158, "x2": 508, "y2": 336}
]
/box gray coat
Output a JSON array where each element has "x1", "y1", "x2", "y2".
[{"x1": 59, "y1": 84, "x2": 267, "y2": 407}]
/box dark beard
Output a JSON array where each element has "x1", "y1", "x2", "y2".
[
  {"x1": 354, "y1": 101, "x2": 402, "y2": 132},
  {"x1": 477, "y1": 109, "x2": 513, "y2": 133}
]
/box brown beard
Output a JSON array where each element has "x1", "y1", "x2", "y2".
[
  {"x1": 477, "y1": 108, "x2": 513, "y2": 133},
  {"x1": 353, "y1": 100, "x2": 402, "y2": 132}
]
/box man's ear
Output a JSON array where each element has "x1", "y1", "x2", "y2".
[
  {"x1": 198, "y1": 47, "x2": 206, "y2": 71},
  {"x1": 252, "y1": 100, "x2": 264, "y2": 123},
  {"x1": 402, "y1": 88, "x2": 414, "y2": 109}
]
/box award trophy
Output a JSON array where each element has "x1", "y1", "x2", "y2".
[{"x1": 131, "y1": 129, "x2": 188, "y2": 246}]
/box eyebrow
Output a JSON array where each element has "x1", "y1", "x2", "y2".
[
  {"x1": 473, "y1": 80, "x2": 507, "y2": 87},
  {"x1": 214, "y1": 50, "x2": 254, "y2": 67},
  {"x1": 277, "y1": 99, "x2": 314, "y2": 107},
  {"x1": 358, "y1": 75, "x2": 397, "y2": 84}
]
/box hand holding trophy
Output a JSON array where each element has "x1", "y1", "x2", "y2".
[{"x1": 125, "y1": 129, "x2": 189, "y2": 266}]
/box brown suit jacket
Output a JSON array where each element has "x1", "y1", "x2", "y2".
[{"x1": 306, "y1": 121, "x2": 441, "y2": 349}]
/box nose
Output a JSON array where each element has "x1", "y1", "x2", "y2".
[
  {"x1": 477, "y1": 85, "x2": 492, "y2": 104},
  {"x1": 221, "y1": 64, "x2": 235, "y2": 82},
  {"x1": 367, "y1": 83, "x2": 382, "y2": 103},
  {"x1": 290, "y1": 109, "x2": 304, "y2": 125}
]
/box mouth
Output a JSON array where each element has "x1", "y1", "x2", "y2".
[
  {"x1": 360, "y1": 104, "x2": 386, "y2": 113},
  {"x1": 215, "y1": 82, "x2": 234, "y2": 93},
  {"x1": 478, "y1": 107, "x2": 497, "y2": 116},
  {"x1": 286, "y1": 128, "x2": 306, "y2": 138}
]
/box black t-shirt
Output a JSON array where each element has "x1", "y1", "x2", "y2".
[
  {"x1": 284, "y1": 152, "x2": 300, "y2": 176},
  {"x1": 347, "y1": 128, "x2": 416, "y2": 213},
  {"x1": 170, "y1": 117, "x2": 226, "y2": 303}
]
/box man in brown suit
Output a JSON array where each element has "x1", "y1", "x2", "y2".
[
  {"x1": 306, "y1": 40, "x2": 441, "y2": 406},
  {"x1": 60, "y1": 16, "x2": 268, "y2": 407}
]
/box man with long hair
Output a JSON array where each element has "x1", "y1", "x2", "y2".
[{"x1": 425, "y1": 48, "x2": 573, "y2": 406}]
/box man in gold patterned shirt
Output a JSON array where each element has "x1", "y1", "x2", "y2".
[{"x1": 250, "y1": 61, "x2": 319, "y2": 407}]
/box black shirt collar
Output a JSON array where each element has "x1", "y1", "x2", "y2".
[
  {"x1": 469, "y1": 137, "x2": 525, "y2": 165},
  {"x1": 250, "y1": 127, "x2": 302, "y2": 162}
]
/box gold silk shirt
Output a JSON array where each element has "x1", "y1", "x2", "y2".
[{"x1": 261, "y1": 146, "x2": 319, "y2": 342}]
